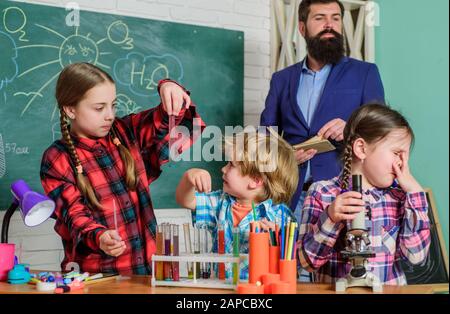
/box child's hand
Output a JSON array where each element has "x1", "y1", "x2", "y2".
[
  {"x1": 160, "y1": 81, "x2": 191, "y2": 116},
  {"x1": 99, "y1": 230, "x2": 126, "y2": 257},
  {"x1": 259, "y1": 218, "x2": 276, "y2": 232},
  {"x1": 327, "y1": 191, "x2": 365, "y2": 223},
  {"x1": 393, "y1": 152, "x2": 423, "y2": 193},
  {"x1": 186, "y1": 168, "x2": 211, "y2": 193}
]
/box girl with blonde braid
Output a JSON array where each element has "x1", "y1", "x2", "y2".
[
  {"x1": 297, "y1": 103, "x2": 431, "y2": 285},
  {"x1": 40, "y1": 63, "x2": 204, "y2": 274}
]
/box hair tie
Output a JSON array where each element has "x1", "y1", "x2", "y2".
[
  {"x1": 76, "y1": 165, "x2": 83, "y2": 174},
  {"x1": 113, "y1": 137, "x2": 121, "y2": 146}
]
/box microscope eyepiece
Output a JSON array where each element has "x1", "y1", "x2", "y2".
[{"x1": 352, "y1": 174, "x2": 362, "y2": 193}]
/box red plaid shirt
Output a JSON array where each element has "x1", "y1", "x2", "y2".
[{"x1": 40, "y1": 84, "x2": 205, "y2": 274}]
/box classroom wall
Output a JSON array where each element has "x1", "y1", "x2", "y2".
[
  {"x1": 375, "y1": 0, "x2": 449, "y2": 252},
  {"x1": 14, "y1": 0, "x2": 272, "y2": 127}
]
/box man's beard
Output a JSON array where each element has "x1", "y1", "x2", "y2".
[{"x1": 305, "y1": 28, "x2": 345, "y2": 65}]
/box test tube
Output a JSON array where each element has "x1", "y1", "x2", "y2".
[
  {"x1": 155, "y1": 224, "x2": 164, "y2": 280},
  {"x1": 172, "y1": 224, "x2": 180, "y2": 281},
  {"x1": 193, "y1": 226, "x2": 201, "y2": 278},
  {"x1": 206, "y1": 232, "x2": 212, "y2": 279},
  {"x1": 183, "y1": 223, "x2": 194, "y2": 279},
  {"x1": 163, "y1": 223, "x2": 173, "y2": 280},
  {"x1": 201, "y1": 226, "x2": 211, "y2": 279},
  {"x1": 218, "y1": 223, "x2": 225, "y2": 280},
  {"x1": 232, "y1": 227, "x2": 240, "y2": 284},
  {"x1": 113, "y1": 199, "x2": 118, "y2": 231}
]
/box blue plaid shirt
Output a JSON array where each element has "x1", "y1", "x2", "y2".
[{"x1": 193, "y1": 190, "x2": 295, "y2": 280}]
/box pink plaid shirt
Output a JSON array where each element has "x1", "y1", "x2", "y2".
[{"x1": 298, "y1": 176, "x2": 431, "y2": 285}]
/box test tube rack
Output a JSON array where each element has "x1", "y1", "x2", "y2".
[{"x1": 151, "y1": 253, "x2": 248, "y2": 290}]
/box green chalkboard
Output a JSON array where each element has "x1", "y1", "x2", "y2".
[{"x1": 0, "y1": 1, "x2": 243, "y2": 210}]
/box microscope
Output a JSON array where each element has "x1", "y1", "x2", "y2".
[{"x1": 335, "y1": 174, "x2": 382, "y2": 292}]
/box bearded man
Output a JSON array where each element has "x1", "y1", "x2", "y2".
[{"x1": 261, "y1": 0, "x2": 385, "y2": 217}]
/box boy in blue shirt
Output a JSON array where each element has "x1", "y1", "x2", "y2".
[{"x1": 176, "y1": 129, "x2": 298, "y2": 280}]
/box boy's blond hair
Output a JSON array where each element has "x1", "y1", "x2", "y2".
[{"x1": 225, "y1": 128, "x2": 299, "y2": 205}]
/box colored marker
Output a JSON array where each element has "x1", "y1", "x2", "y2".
[
  {"x1": 85, "y1": 273, "x2": 103, "y2": 281},
  {"x1": 284, "y1": 220, "x2": 290, "y2": 260},
  {"x1": 286, "y1": 222, "x2": 296, "y2": 261},
  {"x1": 280, "y1": 208, "x2": 285, "y2": 259},
  {"x1": 252, "y1": 201, "x2": 257, "y2": 221},
  {"x1": 292, "y1": 227, "x2": 299, "y2": 260},
  {"x1": 78, "y1": 272, "x2": 90, "y2": 282},
  {"x1": 232, "y1": 227, "x2": 240, "y2": 285}
]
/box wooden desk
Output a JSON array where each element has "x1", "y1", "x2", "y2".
[{"x1": 0, "y1": 276, "x2": 447, "y2": 294}]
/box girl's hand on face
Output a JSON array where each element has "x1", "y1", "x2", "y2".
[
  {"x1": 159, "y1": 82, "x2": 192, "y2": 116},
  {"x1": 392, "y1": 152, "x2": 423, "y2": 193},
  {"x1": 327, "y1": 191, "x2": 365, "y2": 223},
  {"x1": 186, "y1": 168, "x2": 212, "y2": 193},
  {"x1": 259, "y1": 218, "x2": 276, "y2": 232},
  {"x1": 99, "y1": 230, "x2": 127, "y2": 257}
]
